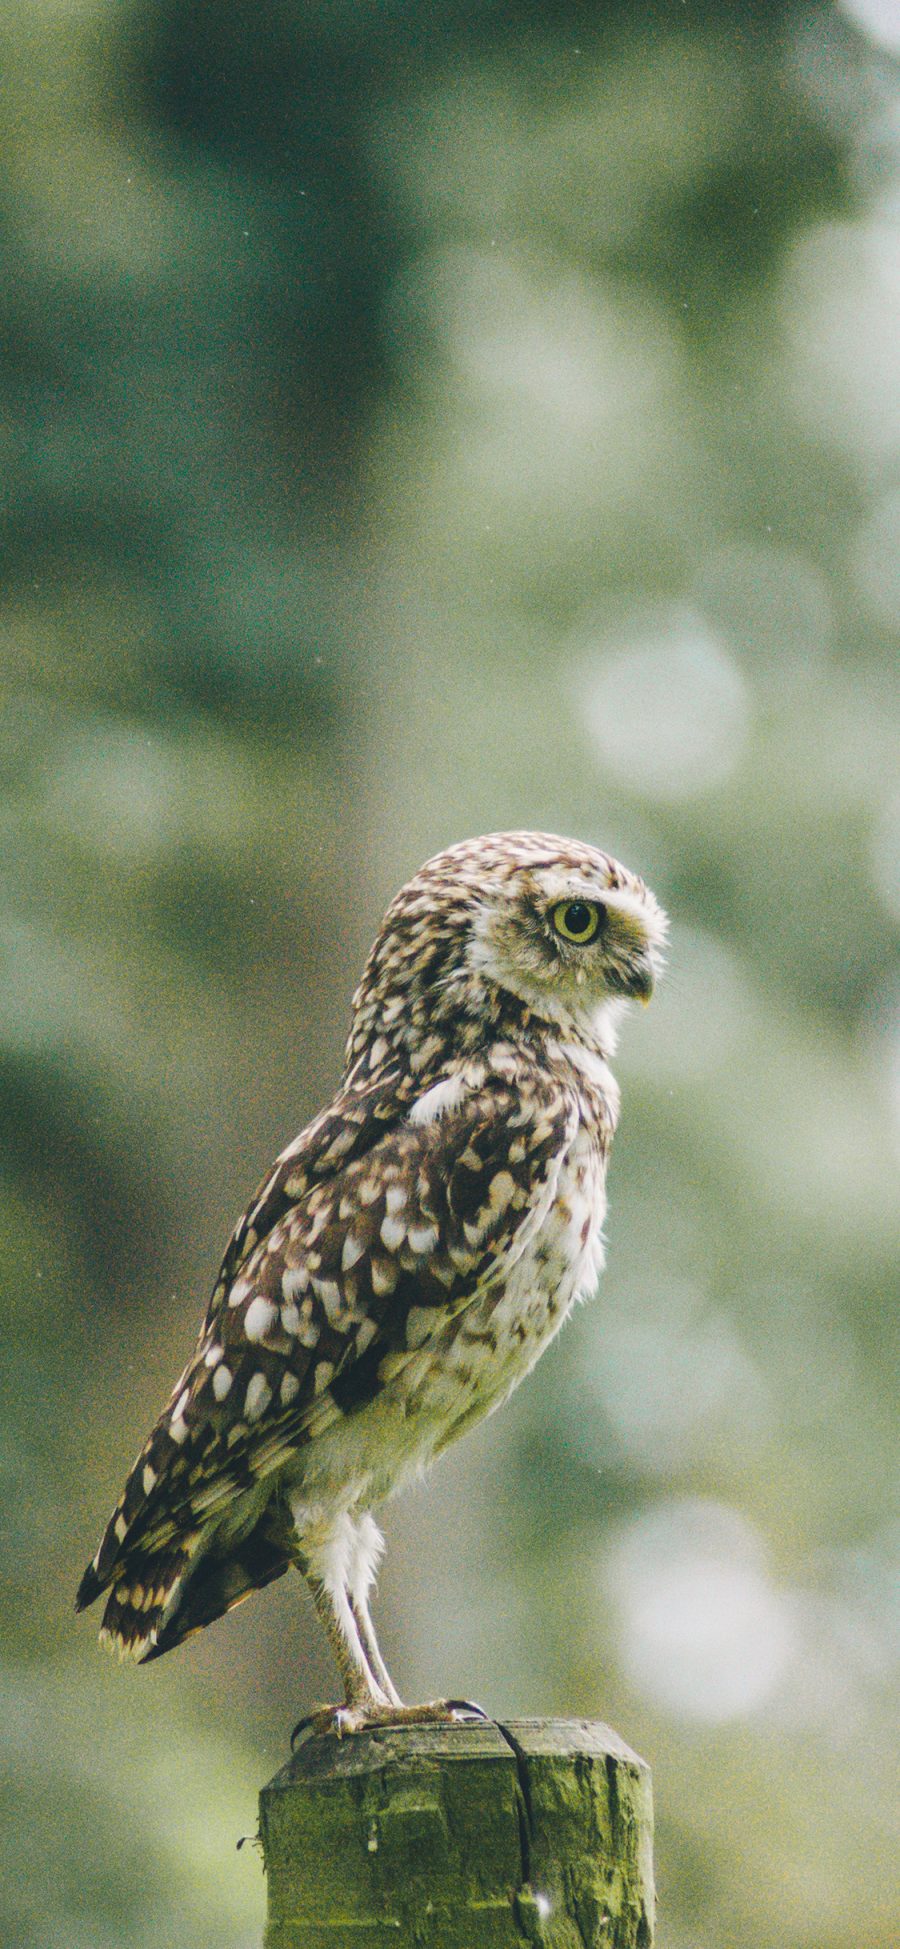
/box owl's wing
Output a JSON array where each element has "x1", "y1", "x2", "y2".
[
  {"x1": 202, "y1": 1071, "x2": 412, "y2": 1323},
  {"x1": 77, "y1": 1067, "x2": 576, "y2": 1616}
]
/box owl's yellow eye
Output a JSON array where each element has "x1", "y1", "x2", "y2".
[{"x1": 551, "y1": 899, "x2": 604, "y2": 945}]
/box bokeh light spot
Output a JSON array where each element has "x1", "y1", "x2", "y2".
[
  {"x1": 575, "y1": 607, "x2": 750, "y2": 799},
  {"x1": 838, "y1": 0, "x2": 900, "y2": 56},
  {"x1": 606, "y1": 1499, "x2": 798, "y2": 1722}
]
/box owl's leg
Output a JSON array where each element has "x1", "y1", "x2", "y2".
[
  {"x1": 289, "y1": 1505, "x2": 483, "y2": 1742},
  {"x1": 306, "y1": 1571, "x2": 391, "y2": 1712},
  {"x1": 290, "y1": 1506, "x2": 391, "y2": 1719},
  {"x1": 347, "y1": 1512, "x2": 403, "y2": 1709}
]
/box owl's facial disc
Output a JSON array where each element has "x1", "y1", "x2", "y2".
[{"x1": 470, "y1": 861, "x2": 666, "y2": 1033}]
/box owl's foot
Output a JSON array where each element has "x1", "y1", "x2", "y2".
[
  {"x1": 361, "y1": 1697, "x2": 488, "y2": 1728},
  {"x1": 291, "y1": 1697, "x2": 487, "y2": 1747}
]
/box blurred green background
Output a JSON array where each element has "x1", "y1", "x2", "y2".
[{"x1": 1, "y1": 2, "x2": 898, "y2": 1945}]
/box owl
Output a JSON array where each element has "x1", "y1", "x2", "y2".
[{"x1": 77, "y1": 832, "x2": 666, "y2": 1734}]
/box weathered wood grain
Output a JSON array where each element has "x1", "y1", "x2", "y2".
[{"x1": 259, "y1": 1717, "x2": 654, "y2": 1948}]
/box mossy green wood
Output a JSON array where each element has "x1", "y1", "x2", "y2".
[{"x1": 259, "y1": 1718, "x2": 654, "y2": 1949}]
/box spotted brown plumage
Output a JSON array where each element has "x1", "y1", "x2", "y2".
[{"x1": 77, "y1": 831, "x2": 667, "y2": 1730}]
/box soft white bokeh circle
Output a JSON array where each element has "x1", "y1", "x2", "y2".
[
  {"x1": 838, "y1": 0, "x2": 900, "y2": 56},
  {"x1": 605, "y1": 1498, "x2": 798, "y2": 1722},
  {"x1": 574, "y1": 607, "x2": 749, "y2": 799}
]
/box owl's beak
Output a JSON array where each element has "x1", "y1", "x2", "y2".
[
  {"x1": 623, "y1": 953, "x2": 656, "y2": 1004},
  {"x1": 600, "y1": 892, "x2": 664, "y2": 1004}
]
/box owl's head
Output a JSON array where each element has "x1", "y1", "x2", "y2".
[{"x1": 348, "y1": 832, "x2": 667, "y2": 1069}]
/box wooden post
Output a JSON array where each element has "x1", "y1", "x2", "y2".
[{"x1": 259, "y1": 1717, "x2": 654, "y2": 1947}]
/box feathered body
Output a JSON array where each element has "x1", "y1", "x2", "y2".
[{"x1": 77, "y1": 832, "x2": 666, "y2": 1725}]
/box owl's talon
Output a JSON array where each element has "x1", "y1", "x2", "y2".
[
  {"x1": 444, "y1": 1697, "x2": 488, "y2": 1721},
  {"x1": 290, "y1": 1710, "x2": 317, "y2": 1748},
  {"x1": 291, "y1": 1705, "x2": 360, "y2": 1747}
]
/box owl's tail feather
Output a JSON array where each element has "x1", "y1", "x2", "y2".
[
  {"x1": 98, "y1": 1534, "x2": 202, "y2": 1663},
  {"x1": 139, "y1": 1526, "x2": 289, "y2": 1662}
]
